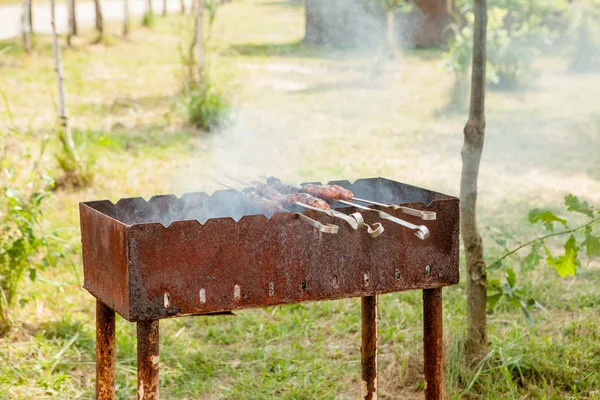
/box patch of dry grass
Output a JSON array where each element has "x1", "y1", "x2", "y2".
[{"x1": 0, "y1": 0, "x2": 599, "y2": 398}]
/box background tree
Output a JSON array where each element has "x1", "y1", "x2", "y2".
[
  {"x1": 28, "y1": 0, "x2": 33, "y2": 35},
  {"x1": 51, "y1": 0, "x2": 88, "y2": 187},
  {"x1": 143, "y1": 0, "x2": 154, "y2": 27},
  {"x1": 123, "y1": 0, "x2": 130, "y2": 36},
  {"x1": 181, "y1": 0, "x2": 186, "y2": 14},
  {"x1": 304, "y1": 0, "x2": 450, "y2": 48},
  {"x1": 21, "y1": 0, "x2": 32, "y2": 54},
  {"x1": 460, "y1": 0, "x2": 488, "y2": 362},
  {"x1": 378, "y1": 0, "x2": 411, "y2": 57},
  {"x1": 189, "y1": 0, "x2": 205, "y2": 83},
  {"x1": 67, "y1": 0, "x2": 77, "y2": 46},
  {"x1": 93, "y1": 0, "x2": 103, "y2": 41},
  {"x1": 163, "y1": 0, "x2": 167, "y2": 16}
]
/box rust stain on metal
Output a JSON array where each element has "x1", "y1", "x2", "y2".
[
  {"x1": 423, "y1": 288, "x2": 444, "y2": 400},
  {"x1": 361, "y1": 295, "x2": 378, "y2": 400},
  {"x1": 81, "y1": 177, "x2": 457, "y2": 398},
  {"x1": 137, "y1": 320, "x2": 159, "y2": 400},
  {"x1": 80, "y1": 178, "x2": 460, "y2": 322},
  {"x1": 96, "y1": 300, "x2": 116, "y2": 400}
]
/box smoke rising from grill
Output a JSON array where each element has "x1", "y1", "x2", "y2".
[{"x1": 161, "y1": 1, "x2": 600, "y2": 227}]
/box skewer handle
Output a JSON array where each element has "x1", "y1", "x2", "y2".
[
  {"x1": 352, "y1": 197, "x2": 436, "y2": 221},
  {"x1": 338, "y1": 200, "x2": 430, "y2": 240}
]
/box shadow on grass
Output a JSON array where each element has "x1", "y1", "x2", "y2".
[
  {"x1": 223, "y1": 40, "x2": 373, "y2": 60},
  {"x1": 0, "y1": 36, "x2": 54, "y2": 58},
  {"x1": 75, "y1": 124, "x2": 201, "y2": 155},
  {"x1": 224, "y1": 40, "x2": 323, "y2": 59},
  {"x1": 38, "y1": 316, "x2": 95, "y2": 355},
  {"x1": 261, "y1": 0, "x2": 304, "y2": 7},
  {"x1": 71, "y1": 92, "x2": 205, "y2": 154},
  {"x1": 293, "y1": 78, "x2": 384, "y2": 95}
]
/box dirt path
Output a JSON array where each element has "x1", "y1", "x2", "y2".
[{"x1": 0, "y1": 0, "x2": 192, "y2": 40}]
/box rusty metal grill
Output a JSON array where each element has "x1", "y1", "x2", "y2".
[{"x1": 80, "y1": 177, "x2": 459, "y2": 400}]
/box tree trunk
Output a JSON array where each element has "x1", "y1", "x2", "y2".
[
  {"x1": 195, "y1": 0, "x2": 204, "y2": 84},
  {"x1": 72, "y1": 0, "x2": 77, "y2": 34},
  {"x1": 460, "y1": 0, "x2": 488, "y2": 362},
  {"x1": 22, "y1": 0, "x2": 32, "y2": 54},
  {"x1": 147, "y1": 0, "x2": 153, "y2": 15},
  {"x1": 123, "y1": 0, "x2": 129, "y2": 36},
  {"x1": 67, "y1": 0, "x2": 76, "y2": 46},
  {"x1": 28, "y1": 0, "x2": 33, "y2": 35},
  {"x1": 180, "y1": 0, "x2": 185, "y2": 14},
  {"x1": 413, "y1": 0, "x2": 451, "y2": 46},
  {"x1": 93, "y1": 0, "x2": 103, "y2": 41},
  {"x1": 51, "y1": 0, "x2": 81, "y2": 168},
  {"x1": 386, "y1": 10, "x2": 397, "y2": 59},
  {"x1": 162, "y1": 0, "x2": 167, "y2": 16}
]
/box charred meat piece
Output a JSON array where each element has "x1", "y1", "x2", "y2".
[
  {"x1": 290, "y1": 193, "x2": 331, "y2": 210},
  {"x1": 254, "y1": 182, "x2": 283, "y2": 199},
  {"x1": 266, "y1": 177, "x2": 303, "y2": 194},
  {"x1": 330, "y1": 184, "x2": 354, "y2": 200},
  {"x1": 266, "y1": 176, "x2": 354, "y2": 201},
  {"x1": 244, "y1": 190, "x2": 282, "y2": 214},
  {"x1": 302, "y1": 184, "x2": 353, "y2": 201},
  {"x1": 256, "y1": 182, "x2": 330, "y2": 210}
]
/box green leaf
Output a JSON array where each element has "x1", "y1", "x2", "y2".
[
  {"x1": 491, "y1": 235, "x2": 508, "y2": 249},
  {"x1": 546, "y1": 235, "x2": 579, "y2": 277},
  {"x1": 488, "y1": 278, "x2": 502, "y2": 290},
  {"x1": 488, "y1": 260, "x2": 502, "y2": 271},
  {"x1": 523, "y1": 240, "x2": 543, "y2": 272},
  {"x1": 565, "y1": 194, "x2": 594, "y2": 218},
  {"x1": 29, "y1": 268, "x2": 36, "y2": 281},
  {"x1": 583, "y1": 227, "x2": 600, "y2": 260},
  {"x1": 520, "y1": 299, "x2": 533, "y2": 324},
  {"x1": 528, "y1": 209, "x2": 567, "y2": 232},
  {"x1": 487, "y1": 293, "x2": 503, "y2": 310},
  {"x1": 506, "y1": 268, "x2": 517, "y2": 288}
]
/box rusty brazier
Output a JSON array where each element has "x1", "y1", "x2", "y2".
[{"x1": 80, "y1": 177, "x2": 459, "y2": 400}]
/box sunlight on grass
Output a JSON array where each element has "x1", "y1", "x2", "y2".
[{"x1": 0, "y1": 0, "x2": 599, "y2": 398}]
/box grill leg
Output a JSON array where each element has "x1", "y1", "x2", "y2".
[
  {"x1": 96, "y1": 300, "x2": 116, "y2": 400},
  {"x1": 137, "y1": 320, "x2": 160, "y2": 400},
  {"x1": 423, "y1": 288, "x2": 444, "y2": 400},
  {"x1": 361, "y1": 295, "x2": 378, "y2": 400}
]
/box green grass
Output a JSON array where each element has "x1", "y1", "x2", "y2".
[{"x1": 1, "y1": 0, "x2": 600, "y2": 398}]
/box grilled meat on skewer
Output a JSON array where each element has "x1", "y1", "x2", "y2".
[
  {"x1": 265, "y1": 177, "x2": 303, "y2": 194},
  {"x1": 266, "y1": 177, "x2": 354, "y2": 202},
  {"x1": 303, "y1": 183, "x2": 353, "y2": 201},
  {"x1": 244, "y1": 191, "x2": 283, "y2": 215},
  {"x1": 254, "y1": 182, "x2": 330, "y2": 210},
  {"x1": 225, "y1": 185, "x2": 338, "y2": 234}
]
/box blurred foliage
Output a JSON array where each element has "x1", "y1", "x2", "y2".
[
  {"x1": 487, "y1": 195, "x2": 600, "y2": 322},
  {"x1": 182, "y1": 70, "x2": 231, "y2": 132},
  {"x1": 0, "y1": 93, "x2": 59, "y2": 335},
  {"x1": 54, "y1": 129, "x2": 94, "y2": 189},
  {"x1": 142, "y1": 12, "x2": 155, "y2": 28},
  {"x1": 445, "y1": 0, "x2": 571, "y2": 91},
  {"x1": 377, "y1": 0, "x2": 412, "y2": 12},
  {"x1": 568, "y1": 1, "x2": 600, "y2": 72}
]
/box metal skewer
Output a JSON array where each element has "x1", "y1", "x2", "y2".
[
  {"x1": 225, "y1": 176, "x2": 383, "y2": 237},
  {"x1": 215, "y1": 181, "x2": 339, "y2": 234},
  {"x1": 351, "y1": 198, "x2": 437, "y2": 221},
  {"x1": 257, "y1": 175, "x2": 435, "y2": 220},
  {"x1": 337, "y1": 200, "x2": 430, "y2": 240}
]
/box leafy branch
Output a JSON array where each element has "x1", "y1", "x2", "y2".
[
  {"x1": 486, "y1": 194, "x2": 599, "y2": 322},
  {"x1": 490, "y1": 216, "x2": 600, "y2": 269}
]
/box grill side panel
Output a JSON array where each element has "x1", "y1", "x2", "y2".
[
  {"x1": 126, "y1": 197, "x2": 459, "y2": 321},
  {"x1": 80, "y1": 203, "x2": 131, "y2": 319}
]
